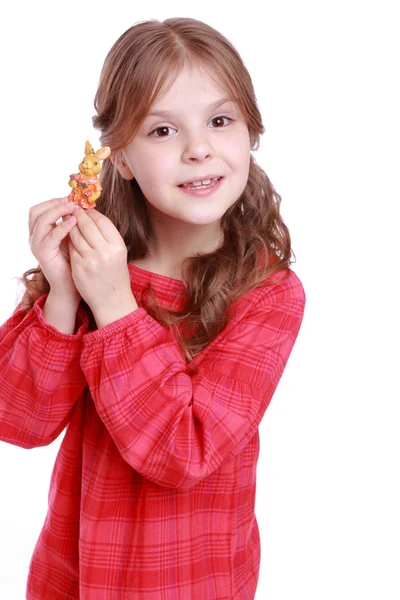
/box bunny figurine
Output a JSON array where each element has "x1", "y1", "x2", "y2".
[{"x1": 68, "y1": 141, "x2": 111, "y2": 209}]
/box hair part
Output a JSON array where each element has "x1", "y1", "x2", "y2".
[{"x1": 16, "y1": 17, "x2": 294, "y2": 372}]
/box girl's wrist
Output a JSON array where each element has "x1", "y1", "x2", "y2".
[
  {"x1": 48, "y1": 288, "x2": 81, "y2": 307},
  {"x1": 43, "y1": 291, "x2": 81, "y2": 334}
]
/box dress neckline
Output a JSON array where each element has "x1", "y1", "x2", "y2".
[
  {"x1": 127, "y1": 262, "x2": 187, "y2": 309},
  {"x1": 128, "y1": 262, "x2": 185, "y2": 288}
]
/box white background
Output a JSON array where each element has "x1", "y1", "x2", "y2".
[{"x1": 0, "y1": 1, "x2": 399, "y2": 598}]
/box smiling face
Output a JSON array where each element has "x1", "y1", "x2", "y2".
[
  {"x1": 116, "y1": 65, "x2": 251, "y2": 227},
  {"x1": 79, "y1": 156, "x2": 101, "y2": 177}
]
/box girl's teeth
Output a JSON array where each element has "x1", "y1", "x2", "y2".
[
  {"x1": 182, "y1": 177, "x2": 220, "y2": 189},
  {"x1": 193, "y1": 179, "x2": 211, "y2": 186}
]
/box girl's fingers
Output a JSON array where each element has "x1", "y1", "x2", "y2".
[
  {"x1": 28, "y1": 198, "x2": 74, "y2": 237},
  {"x1": 30, "y1": 201, "x2": 78, "y2": 243},
  {"x1": 69, "y1": 208, "x2": 105, "y2": 249},
  {"x1": 68, "y1": 220, "x2": 93, "y2": 256},
  {"x1": 62, "y1": 214, "x2": 76, "y2": 224},
  {"x1": 50, "y1": 214, "x2": 77, "y2": 242},
  {"x1": 29, "y1": 198, "x2": 66, "y2": 236}
]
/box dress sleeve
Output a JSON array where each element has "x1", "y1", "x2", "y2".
[
  {"x1": 0, "y1": 294, "x2": 89, "y2": 448},
  {"x1": 80, "y1": 273, "x2": 306, "y2": 489}
]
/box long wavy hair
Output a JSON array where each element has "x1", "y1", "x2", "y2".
[{"x1": 16, "y1": 17, "x2": 295, "y2": 368}]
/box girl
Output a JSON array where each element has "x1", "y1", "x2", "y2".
[{"x1": 0, "y1": 17, "x2": 305, "y2": 600}]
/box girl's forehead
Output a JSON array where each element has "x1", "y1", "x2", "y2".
[
  {"x1": 141, "y1": 64, "x2": 239, "y2": 122},
  {"x1": 155, "y1": 65, "x2": 230, "y2": 98}
]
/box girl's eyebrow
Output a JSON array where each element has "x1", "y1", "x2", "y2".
[{"x1": 146, "y1": 97, "x2": 233, "y2": 119}]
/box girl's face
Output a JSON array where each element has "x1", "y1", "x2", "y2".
[{"x1": 118, "y1": 65, "x2": 251, "y2": 227}]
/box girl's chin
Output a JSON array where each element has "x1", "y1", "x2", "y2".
[
  {"x1": 145, "y1": 196, "x2": 229, "y2": 224},
  {"x1": 174, "y1": 209, "x2": 225, "y2": 224}
]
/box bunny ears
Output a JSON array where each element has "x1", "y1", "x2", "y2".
[{"x1": 84, "y1": 140, "x2": 111, "y2": 160}]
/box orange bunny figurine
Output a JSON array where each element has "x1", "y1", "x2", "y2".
[{"x1": 68, "y1": 141, "x2": 111, "y2": 209}]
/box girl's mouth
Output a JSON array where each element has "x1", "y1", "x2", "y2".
[{"x1": 178, "y1": 177, "x2": 224, "y2": 197}]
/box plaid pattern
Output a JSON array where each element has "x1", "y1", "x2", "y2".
[{"x1": 0, "y1": 264, "x2": 305, "y2": 599}]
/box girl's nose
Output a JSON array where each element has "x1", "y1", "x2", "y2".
[
  {"x1": 181, "y1": 126, "x2": 215, "y2": 157},
  {"x1": 182, "y1": 141, "x2": 214, "y2": 163}
]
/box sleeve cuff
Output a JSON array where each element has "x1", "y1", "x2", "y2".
[
  {"x1": 33, "y1": 294, "x2": 89, "y2": 342},
  {"x1": 82, "y1": 307, "x2": 148, "y2": 346}
]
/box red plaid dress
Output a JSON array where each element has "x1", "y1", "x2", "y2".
[{"x1": 0, "y1": 263, "x2": 305, "y2": 599}]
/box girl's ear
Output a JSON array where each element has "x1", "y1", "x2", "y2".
[{"x1": 110, "y1": 150, "x2": 134, "y2": 180}]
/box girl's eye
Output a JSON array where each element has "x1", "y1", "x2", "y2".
[
  {"x1": 150, "y1": 115, "x2": 233, "y2": 138},
  {"x1": 151, "y1": 126, "x2": 173, "y2": 138}
]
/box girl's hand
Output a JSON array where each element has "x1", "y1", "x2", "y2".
[
  {"x1": 67, "y1": 208, "x2": 133, "y2": 314},
  {"x1": 28, "y1": 197, "x2": 81, "y2": 299}
]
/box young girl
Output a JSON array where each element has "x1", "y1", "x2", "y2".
[{"x1": 0, "y1": 17, "x2": 305, "y2": 600}]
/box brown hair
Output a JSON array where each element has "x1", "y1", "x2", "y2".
[{"x1": 16, "y1": 17, "x2": 295, "y2": 369}]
